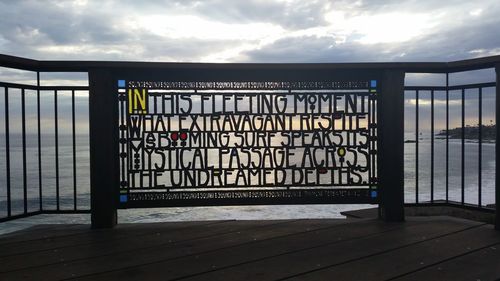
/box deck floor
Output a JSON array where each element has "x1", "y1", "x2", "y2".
[{"x1": 0, "y1": 216, "x2": 499, "y2": 281}]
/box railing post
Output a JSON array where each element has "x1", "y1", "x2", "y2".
[
  {"x1": 89, "y1": 69, "x2": 118, "y2": 228},
  {"x1": 378, "y1": 69, "x2": 405, "y2": 222},
  {"x1": 496, "y1": 65, "x2": 500, "y2": 230}
]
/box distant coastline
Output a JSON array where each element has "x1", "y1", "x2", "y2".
[
  {"x1": 404, "y1": 125, "x2": 496, "y2": 143},
  {"x1": 436, "y1": 124, "x2": 496, "y2": 140}
]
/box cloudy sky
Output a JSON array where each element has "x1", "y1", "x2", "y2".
[
  {"x1": 1, "y1": 0, "x2": 499, "y2": 134},
  {"x1": 1, "y1": 0, "x2": 500, "y2": 63}
]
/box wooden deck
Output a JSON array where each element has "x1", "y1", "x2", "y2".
[{"x1": 0, "y1": 216, "x2": 499, "y2": 281}]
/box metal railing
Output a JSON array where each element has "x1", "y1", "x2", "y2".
[
  {"x1": 0, "y1": 54, "x2": 498, "y2": 229},
  {"x1": 0, "y1": 62, "x2": 90, "y2": 222},
  {"x1": 404, "y1": 70, "x2": 496, "y2": 213}
]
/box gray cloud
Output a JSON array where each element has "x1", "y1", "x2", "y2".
[
  {"x1": 1, "y1": 0, "x2": 499, "y2": 63},
  {"x1": 240, "y1": 3, "x2": 500, "y2": 62},
  {"x1": 239, "y1": 36, "x2": 383, "y2": 63},
  {"x1": 186, "y1": 0, "x2": 330, "y2": 29}
]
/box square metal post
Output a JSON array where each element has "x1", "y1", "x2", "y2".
[
  {"x1": 89, "y1": 69, "x2": 118, "y2": 228},
  {"x1": 496, "y1": 65, "x2": 500, "y2": 230},
  {"x1": 378, "y1": 69, "x2": 405, "y2": 222}
]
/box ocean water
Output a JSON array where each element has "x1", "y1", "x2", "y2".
[
  {"x1": 0, "y1": 132, "x2": 495, "y2": 234},
  {"x1": 403, "y1": 132, "x2": 495, "y2": 206}
]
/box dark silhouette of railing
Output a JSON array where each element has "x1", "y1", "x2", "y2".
[
  {"x1": 0, "y1": 61, "x2": 90, "y2": 222},
  {"x1": 405, "y1": 77, "x2": 496, "y2": 212},
  {"x1": 0, "y1": 54, "x2": 498, "y2": 230}
]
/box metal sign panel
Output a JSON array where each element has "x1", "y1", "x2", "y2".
[{"x1": 117, "y1": 80, "x2": 378, "y2": 207}]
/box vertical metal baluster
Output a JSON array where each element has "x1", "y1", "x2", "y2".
[
  {"x1": 120, "y1": 87, "x2": 127, "y2": 195},
  {"x1": 373, "y1": 91, "x2": 376, "y2": 188},
  {"x1": 37, "y1": 72, "x2": 42, "y2": 211},
  {"x1": 495, "y1": 65, "x2": 500, "y2": 230},
  {"x1": 125, "y1": 87, "x2": 130, "y2": 200},
  {"x1": 478, "y1": 87, "x2": 482, "y2": 206},
  {"x1": 22, "y1": 88, "x2": 27, "y2": 214},
  {"x1": 55, "y1": 90, "x2": 60, "y2": 210},
  {"x1": 415, "y1": 90, "x2": 419, "y2": 203},
  {"x1": 72, "y1": 90, "x2": 77, "y2": 210},
  {"x1": 4, "y1": 87, "x2": 11, "y2": 217},
  {"x1": 431, "y1": 90, "x2": 434, "y2": 203},
  {"x1": 446, "y1": 73, "x2": 449, "y2": 202},
  {"x1": 461, "y1": 88, "x2": 465, "y2": 205},
  {"x1": 368, "y1": 90, "x2": 372, "y2": 194}
]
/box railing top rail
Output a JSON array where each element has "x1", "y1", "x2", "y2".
[{"x1": 1, "y1": 53, "x2": 500, "y2": 73}]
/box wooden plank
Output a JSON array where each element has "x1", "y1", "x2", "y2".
[
  {"x1": 341, "y1": 208, "x2": 378, "y2": 219},
  {"x1": 0, "y1": 220, "x2": 227, "y2": 258},
  {"x1": 393, "y1": 242, "x2": 500, "y2": 281},
  {"x1": 55, "y1": 218, "x2": 472, "y2": 281},
  {"x1": 0, "y1": 220, "x2": 295, "y2": 272},
  {"x1": 0, "y1": 219, "x2": 345, "y2": 280},
  {"x1": 166, "y1": 219, "x2": 481, "y2": 281},
  {"x1": 285, "y1": 224, "x2": 500, "y2": 280},
  {"x1": 73, "y1": 218, "x2": 412, "y2": 281},
  {"x1": 0, "y1": 224, "x2": 90, "y2": 244}
]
